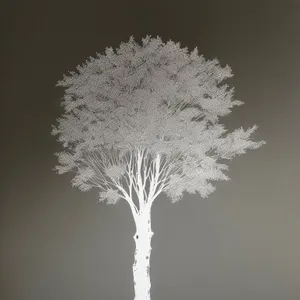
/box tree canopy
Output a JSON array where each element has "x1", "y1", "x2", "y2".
[{"x1": 52, "y1": 36, "x2": 265, "y2": 206}]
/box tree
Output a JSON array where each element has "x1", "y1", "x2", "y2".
[{"x1": 51, "y1": 36, "x2": 265, "y2": 300}]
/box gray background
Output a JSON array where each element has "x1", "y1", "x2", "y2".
[{"x1": 1, "y1": 0, "x2": 299, "y2": 299}]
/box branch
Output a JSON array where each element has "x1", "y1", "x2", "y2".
[
  {"x1": 136, "y1": 149, "x2": 145, "y2": 210},
  {"x1": 147, "y1": 153, "x2": 161, "y2": 206},
  {"x1": 111, "y1": 177, "x2": 138, "y2": 220}
]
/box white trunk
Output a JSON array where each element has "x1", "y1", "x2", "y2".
[{"x1": 132, "y1": 207, "x2": 153, "y2": 300}]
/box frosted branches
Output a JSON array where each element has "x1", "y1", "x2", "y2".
[
  {"x1": 57, "y1": 145, "x2": 180, "y2": 217},
  {"x1": 118, "y1": 149, "x2": 179, "y2": 211}
]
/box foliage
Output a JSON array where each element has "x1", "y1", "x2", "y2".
[
  {"x1": 52, "y1": 35, "x2": 265, "y2": 205},
  {"x1": 99, "y1": 188, "x2": 122, "y2": 205}
]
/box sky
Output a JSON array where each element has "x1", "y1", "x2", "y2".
[{"x1": 1, "y1": 0, "x2": 300, "y2": 299}]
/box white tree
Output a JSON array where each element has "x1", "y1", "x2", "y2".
[{"x1": 52, "y1": 36, "x2": 265, "y2": 300}]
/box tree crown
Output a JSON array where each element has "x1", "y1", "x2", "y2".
[{"x1": 52, "y1": 36, "x2": 265, "y2": 206}]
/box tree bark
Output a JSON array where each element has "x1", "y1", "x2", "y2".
[{"x1": 132, "y1": 207, "x2": 153, "y2": 300}]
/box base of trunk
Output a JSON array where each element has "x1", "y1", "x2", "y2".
[{"x1": 132, "y1": 212, "x2": 153, "y2": 300}]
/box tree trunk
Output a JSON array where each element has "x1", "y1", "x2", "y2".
[{"x1": 132, "y1": 207, "x2": 153, "y2": 300}]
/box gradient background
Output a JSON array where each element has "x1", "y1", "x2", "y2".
[{"x1": 1, "y1": 0, "x2": 300, "y2": 299}]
